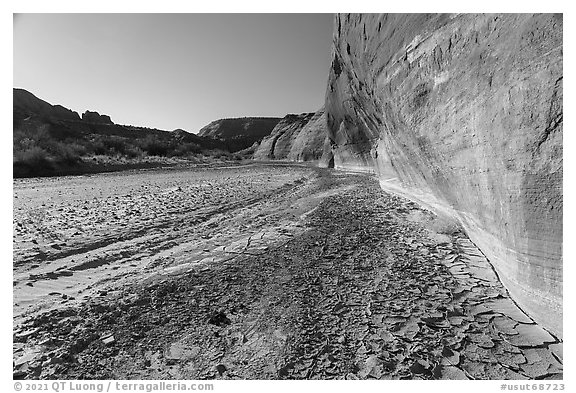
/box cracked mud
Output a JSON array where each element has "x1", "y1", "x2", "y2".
[{"x1": 13, "y1": 164, "x2": 562, "y2": 379}]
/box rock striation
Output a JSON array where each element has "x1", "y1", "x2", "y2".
[
  {"x1": 324, "y1": 14, "x2": 563, "y2": 336},
  {"x1": 81, "y1": 110, "x2": 113, "y2": 124},
  {"x1": 253, "y1": 108, "x2": 330, "y2": 163}
]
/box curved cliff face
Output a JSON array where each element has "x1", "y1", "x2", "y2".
[
  {"x1": 325, "y1": 14, "x2": 563, "y2": 336},
  {"x1": 253, "y1": 108, "x2": 330, "y2": 162}
]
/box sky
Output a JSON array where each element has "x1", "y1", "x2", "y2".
[{"x1": 13, "y1": 13, "x2": 334, "y2": 133}]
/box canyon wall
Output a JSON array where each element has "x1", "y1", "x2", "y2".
[
  {"x1": 325, "y1": 14, "x2": 563, "y2": 336},
  {"x1": 198, "y1": 117, "x2": 282, "y2": 152},
  {"x1": 253, "y1": 108, "x2": 330, "y2": 163}
]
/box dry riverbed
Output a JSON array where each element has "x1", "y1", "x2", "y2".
[{"x1": 13, "y1": 164, "x2": 562, "y2": 379}]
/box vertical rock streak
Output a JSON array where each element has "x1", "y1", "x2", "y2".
[{"x1": 325, "y1": 13, "x2": 563, "y2": 336}]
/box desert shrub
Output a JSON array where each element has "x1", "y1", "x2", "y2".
[
  {"x1": 67, "y1": 141, "x2": 88, "y2": 156},
  {"x1": 102, "y1": 136, "x2": 129, "y2": 155},
  {"x1": 138, "y1": 135, "x2": 171, "y2": 156},
  {"x1": 90, "y1": 140, "x2": 108, "y2": 156},
  {"x1": 124, "y1": 145, "x2": 144, "y2": 158},
  {"x1": 169, "y1": 142, "x2": 202, "y2": 157},
  {"x1": 13, "y1": 124, "x2": 51, "y2": 152},
  {"x1": 14, "y1": 145, "x2": 50, "y2": 165},
  {"x1": 52, "y1": 142, "x2": 83, "y2": 164},
  {"x1": 38, "y1": 139, "x2": 84, "y2": 164},
  {"x1": 91, "y1": 139, "x2": 108, "y2": 155},
  {"x1": 13, "y1": 145, "x2": 53, "y2": 175},
  {"x1": 13, "y1": 135, "x2": 36, "y2": 152},
  {"x1": 87, "y1": 136, "x2": 134, "y2": 156}
]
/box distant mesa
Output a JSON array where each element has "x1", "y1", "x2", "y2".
[
  {"x1": 82, "y1": 110, "x2": 114, "y2": 125},
  {"x1": 198, "y1": 117, "x2": 282, "y2": 152},
  {"x1": 198, "y1": 117, "x2": 281, "y2": 139}
]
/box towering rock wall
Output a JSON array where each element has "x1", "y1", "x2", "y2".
[{"x1": 325, "y1": 14, "x2": 563, "y2": 336}]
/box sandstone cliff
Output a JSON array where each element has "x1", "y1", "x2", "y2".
[
  {"x1": 82, "y1": 110, "x2": 114, "y2": 124},
  {"x1": 198, "y1": 117, "x2": 281, "y2": 152},
  {"x1": 325, "y1": 14, "x2": 562, "y2": 336},
  {"x1": 253, "y1": 108, "x2": 330, "y2": 163}
]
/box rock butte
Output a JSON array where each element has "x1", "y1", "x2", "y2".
[
  {"x1": 319, "y1": 13, "x2": 562, "y2": 337},
  {"x1": 81, "y1": 110, "x2": 114, "y2": 125}
]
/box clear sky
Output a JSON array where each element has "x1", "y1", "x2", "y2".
[{"x1": 13, "y1": 13, "x2": 334, "y2": 133}]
